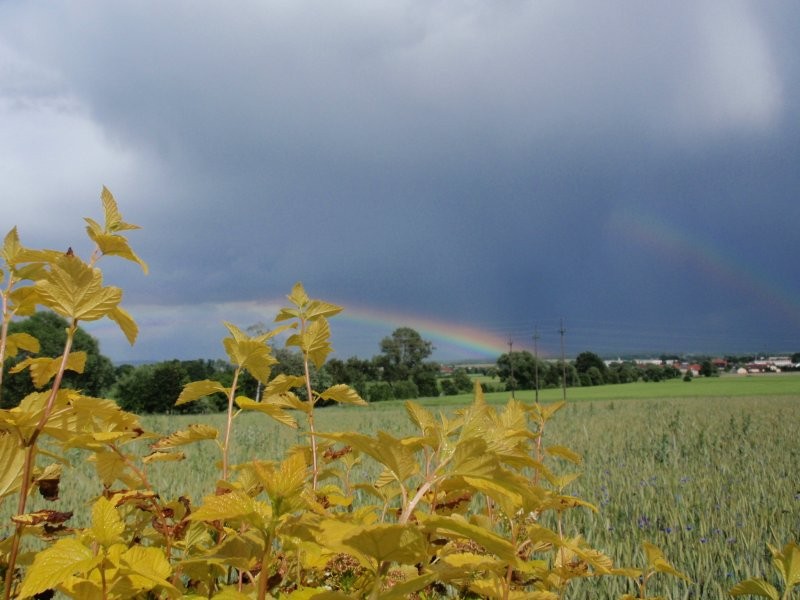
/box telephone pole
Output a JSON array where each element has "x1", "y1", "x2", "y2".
[
  {"x1": 532, "y1": 327, "x2": 540, "y2": 404},
  {"x1": 559, "y1": 319, "x2": 567, "y2": 401},
  {"x1": 508, "y1": 339, "x2": 516, "y2": 399}
]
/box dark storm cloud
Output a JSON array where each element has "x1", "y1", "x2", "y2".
[{"x1": 1, "y1": 1, "x2": 798, "y2": 360}]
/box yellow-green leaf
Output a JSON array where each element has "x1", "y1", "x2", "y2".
[
  {"x1": 643, "y1": 541, "x2": 690, "y2": 581},
  {"x1": 286, "y1": 281, "x2": 310, "y2": 309},
  {"x1": 10, "y1": 351, "x2": 87, "y2": 388},
  {"x1": 100, "y1": 186, "x2": 141, "y2": 232},
  {"x1": 143, "y1": 450, "x2": 186, "y2": 463},
  {"x1": 176, "y1": 379, "x2": 228, "y2": 406},
  {"x1": 35, "y1": 254, "x2": 122, "y2": 321},
  {"x1": 319, "y1": 384, "x2": 367, "y2": 406},
  {"x1": 304, "y1": 299, "x2": 343, "y2": 321},
  {"x1": 120, "y1": 545, "x2": 178, "y2": 597},
  {"x1": 286, "y1": 317, "x2": 333, "y2": 368},
  {"x1": 0, "y1": 432, "x2": 24, "y2": 500},
  {"x1": 5, "y1": 332, "x2": 39, "y2": 357},
  {"x1": 92, "y1": 495, "x2": 125, "y2": 547},
  {"x1": 236, "y1": 396, "x2": 298, "y2": 428},
  {"x1": 107, "y1": 305, "x2": 138, "y2": 345},
  {"x1": 419, "y1": 514, "x2": 518, "y2": 564},
  {"x1": 263, "y1": 374, "x2": 306, "y2": 396},
  {"x1": 17, "y1": 538, "x2": 97, "y2": 599},
  {"x1": 342, "y1": 523, "x2": 428, "y2": 567},
  {"x1": 771, "y1": 541, "x2": 800, "y2": 588},
  {"x1": 730, "y1": 578, "x2": 780, "y2": 599},
  {"x1": 222, "y1": 336, "x2": 276, "y2": 381},
  {"x1": 190, "y1": 490, "x2": 255, "y2": 522},
  {"x1": 91, "y1": 449, "x2": 127, "y2": 487},
  {"x1": 152, "y1": 423, "x2": 219, "y2": 449},
  {"x1": 546, "y1": 445, "x2": 582, "y2": 465}
]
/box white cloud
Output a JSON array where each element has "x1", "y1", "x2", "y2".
[{"x1": 668, "y1": 0, "x2": 782, "y2": 136}]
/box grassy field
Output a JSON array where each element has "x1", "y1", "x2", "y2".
[{"x1": 7, "y1": 373, "x2": 799, "y2": 598}]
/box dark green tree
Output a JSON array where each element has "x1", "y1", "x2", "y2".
[
  {"x1": 574, "y1": 351, "x2": 607, "y2": 385},
  {"x1": 451, "y1": 368, "x2": 473, "y2": 393},
  {"x1": 2, "y1": 311, "x2": 115, "y2": 407},
  {"x1": 699, "y1": 359, "x2": 718, "y2": 377},
  {"x1": 440, "y1": 379, "x2": 459, "y2": 396},
  {"x1": 411, "y1": 362, "x2": 440, "y2": 398},
  {"x1": 496, "y1": 351, "x2": 547, "y2": 390},
  {"x1": 375, "y1": 327, "x2": 433, "y2": 382}
]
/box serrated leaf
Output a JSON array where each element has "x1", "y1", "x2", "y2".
[
  {"x1": 546, "y1": 445, "x2": 582, "y2": 465},
  {"x1": 176, "y1": 379, "x2": 228, "y2": 406},
  {"x1": 107, "y1": 305, "x2": 138, "y2": 345},
  {"x1": 0, "y1": 431, "x2": 25, "y2": 500},
  {"x1": 209, "y1": 590, "x2": 256, "y2": 600},
  {"x1": 318, "y1": 431, "x2": 418, "y2": 483},
  {"x1": 304, "y1": 299, "x2": 343, "y2": 321},
  {"x1": 91, "y1": 449, "x2": 127, "y2": 487},
  {"x1": 380, "y1": 572, "x2": 438, "y2": 600},
  {"x1": 771, "y1": 541, "x2": 800, "y2": 588},
  {"x1": 287, "y1": 317, "x2": 334, "y2": 369},
  {"x1": 8, "y1": 284, "x2": 42, "y2": 316},
  {"x1": 35, "y1": 254, "x2": 122, "y2": 321},
  {"x1": 4, "y1": 332, "x2": 40, "y2": 357},
  {"x1": 222, "y1": 335, "x2": 276, "y2": 381},
  {"x1": 86, "y1": 228, "x2": 149, "y2": 272},
  {"x1": 342, "y1": 523, "x2": 428, "y2": 567},
  {"x1": 264, "y1": 391, "x2": 310, "y2": 413},
  {"x1": 419, "y1": 514, "x2": 518, "y2": 564},
  {"x1": 17, "y1": 538, "x2": 97, "y2": 599},
  {"x1": 11, "y1": 509, "x2": 73, "y2": 526},
  {"x1": 120, "y1": 545, "x2": 178, "y2": 597},
  {"x1": 643, "y1": 541, "x2": 690, "y2": 581},
  {"x1": 142, "y1": 450, "x2": 186, "y2": 463},
  {"x1": 92, "y1": 495, "x2": 125, "y2": 547},
  {"x1": 152, "y1": 423, "x2": 219, "y2": 449},
  {"x1": 319, "y1": 384, "x2": 366, "y2": 406},
  {"x1": 405, "y1": 401, "x2": 437, "y2": 434},
  {"x1": 249, "y1": 453, "x2": 308, "y2": 515},
  {"x1": 11, "y1": 351, "x2": 87, "y2": 388},
  {"x1": 190, "y1": 490, "x2": 255, "y2": 522},
  {"x1": 100, "y1": 186, "x2": 141, "y2": 232},
  {"x1": 730, "y1": 578, "x2": 780, "y2": 599},
  {"x1": 264, "y1": 374, "x2": 306, "y2": 395},
  {"x1": 236, "y1": 396, "x2": 298, "y2": 428},
  {"x1": 286, "y1": 281, "x2": 310, "y2": 308}
]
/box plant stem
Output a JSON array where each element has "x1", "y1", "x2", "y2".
[
  {"x1": 222, "y1": 367, "x2": 241, "y2": 482},
  {"x1": 3, "y1": 321, "x2": 76, "y2": 600},
  {"x1": 301, "y1": 340, "x2": 319, "y2": 492}
]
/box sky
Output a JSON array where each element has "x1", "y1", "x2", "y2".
[{"x1": 2, "y1": 1, "x2": 799, "y2": 363}]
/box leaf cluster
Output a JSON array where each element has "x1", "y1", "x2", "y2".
[{"x1": 0, "y1": 189, "x2": 745, "y2": 600}]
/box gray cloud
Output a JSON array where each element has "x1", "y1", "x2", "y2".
[{"x1": 2, "y1": 1, "x2": 798, "y2": 361}]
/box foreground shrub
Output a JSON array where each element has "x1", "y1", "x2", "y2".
[{"x1": 0, "y1": 189, "x2": 789, "y2": 599}]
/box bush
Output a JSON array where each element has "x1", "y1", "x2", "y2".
[
  {"x1": 367, "y1": 380, "x2": 394, "y2": 402},
  {"x1": 391, "y1": 379, "x2": 419, "y2": 400},
  {"x1": 440, "y1": 379, "x2": 459, "y2": 395}
]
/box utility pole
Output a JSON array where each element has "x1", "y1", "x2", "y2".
[
  {"x1": 559, "y1": 318, "x2": 567, "y2": 401},
  {"x1": 508, "y1": 339, "x2": 516, "y2": 399},
  {"x1": 532, "y1": 326, "x2": 540, "y2": 404}
]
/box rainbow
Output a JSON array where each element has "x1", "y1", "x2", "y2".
[
  {"x1": 329, "y1": 303, "x2": 510, "y2": 361},
  {"x1": 609, "y1": 211, "x2": 800, "y2": 327}
]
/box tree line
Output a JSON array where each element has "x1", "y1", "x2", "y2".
[{"x1": 4, "y1": 313, "x2": 794, "y2": 413}]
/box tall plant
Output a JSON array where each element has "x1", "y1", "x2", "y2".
[{"x1": 0, "y1": 188, "x2": 733, "y2": 600}]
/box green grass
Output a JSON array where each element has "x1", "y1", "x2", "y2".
[
  {"x1": 429, "y1": 371, "x2": 800, "y2": 406},
  {"x1": 5, "y1": 377, "x2": 799, "y2": 599}
]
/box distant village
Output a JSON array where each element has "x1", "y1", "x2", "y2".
[{"x1": 620, "y1": 356, "x2": 800, "y2": 376}]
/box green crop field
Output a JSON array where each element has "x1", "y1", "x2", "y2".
[{"x1": 8, "y1": 374, "x2": 799, "y2": 598}]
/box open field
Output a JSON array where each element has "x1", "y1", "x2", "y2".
[{"x1": 6, "y1": 374, "x2": 799, "y2": 598}]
